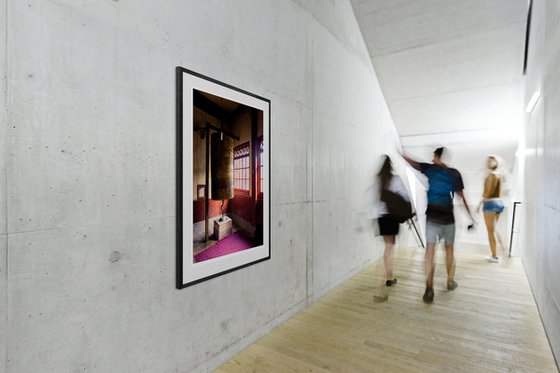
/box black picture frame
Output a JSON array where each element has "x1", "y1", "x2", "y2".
[{"x1": 176, "y1": 67, "x2": 271, "y2": 289}]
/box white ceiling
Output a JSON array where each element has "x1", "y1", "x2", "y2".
[{"x1": 351, "y1": 0, "x2": 528, "y2": 181}]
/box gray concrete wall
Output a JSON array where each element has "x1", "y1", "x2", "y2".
[
  {"x1": 1, "y1": 0, "x2": 8, "y2": 371},
  {"x1": 519, "y1": 0, "x2": 560, "y2": 364},
  {"x1": 3, "y1": 1, "x2": 399, "y2": 372}
]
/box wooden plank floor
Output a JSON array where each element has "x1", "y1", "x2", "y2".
[{"x1": 217, "y1": 244, "x2": 559, "y2": 372}]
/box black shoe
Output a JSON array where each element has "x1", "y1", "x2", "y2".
[
  {"x1": 385, "y1": 278, "x2": 397, "y2": 287},
  {"x1": 423, "y1": 287, "x2": 434, "y2": 303}
]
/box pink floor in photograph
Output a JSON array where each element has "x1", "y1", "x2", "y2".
[{"x1": 194, "y1": 232, "x2": 255, "y2": 263}]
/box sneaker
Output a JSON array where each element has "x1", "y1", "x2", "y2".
[
  {"x1": 423, "y1": 287, "x2": 434, "y2": 303},
  {"x1": 447, "y1": 279, "x2": 458, "y2": 290},
  {"x1": 486, "y1": 256, "x2": 499, "y2": 263},
  {"x1": 385, "y1": 278, "x2": 397, "y2": 287}
]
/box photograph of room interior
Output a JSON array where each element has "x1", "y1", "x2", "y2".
[{"x1": 192, "y1": 89, "x2": 264, "y2": 263}]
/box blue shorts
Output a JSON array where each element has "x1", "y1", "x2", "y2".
[{"x1": 483, "y1": 200, "x2": 504, "y2": 214}]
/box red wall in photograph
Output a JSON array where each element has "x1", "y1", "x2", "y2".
[
  {"x1": 193, "y1": 198, "x2": 230, "y2": 223},
  {"x1": 229, "y1": 193, "x2": 256, "y2": 226}
]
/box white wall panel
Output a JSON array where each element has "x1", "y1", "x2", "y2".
[
  {"x1": 1, "y1": 0, "x2": 7, "y2": 370},
  {"x1": 518, "y1": 0, "x2": 560, "y2": 363}
]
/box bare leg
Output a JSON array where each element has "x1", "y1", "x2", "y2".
[
  {"x1": 383, "y1": 235, "x2": 396, "y2": 280},
  {"x1": 483, "y1": 212, "x2": 497, "y2": 257},
  {"x1": 425, "y1": 243, "x2": 436, "y2": 288},
  {"x1": 445, "y1": 244, "x2": 455, "y2": 281},
  {"x1": 494, "y1": 213, "x2": 506, "y2": 252}
]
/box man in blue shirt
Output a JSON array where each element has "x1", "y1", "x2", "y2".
[{"x1": 403, "y1": 147, "x2": 474, "y2": 303}]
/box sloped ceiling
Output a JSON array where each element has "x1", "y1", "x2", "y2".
[{"x1": 351, "y1": 0, "x2": 528, "y2": 196}]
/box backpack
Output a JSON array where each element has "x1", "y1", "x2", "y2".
[{"x1": 380, "y1": 189, "x2": 414, "y2": 223}]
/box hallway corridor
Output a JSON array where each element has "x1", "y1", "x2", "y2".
[
  {"x1": 218, "y1": 245, "x2": 558, "y2": 372},
  {"x1": 3, "y1": 1, "x2": 560, "y2": 371}
]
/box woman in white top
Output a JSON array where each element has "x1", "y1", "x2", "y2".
[{"x1": 377, "y1": 155, "x2": 411, "y2": 286}]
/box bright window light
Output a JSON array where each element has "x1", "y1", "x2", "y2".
[{"x1": 525, "y1": 90, "x2": 541, "y2": 113}]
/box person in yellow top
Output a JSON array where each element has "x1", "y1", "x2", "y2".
[{"x1": 477, "y1": 156, "x2": 506, "y2": 263}]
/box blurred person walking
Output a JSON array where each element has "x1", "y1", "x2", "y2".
[
  {"x1": 403, "y1": 147, "x2": 474, "y2": 303},
  {"x1": 376, "y1": 155, "x2": 412, "y2": 287},
  {"x1": 477, "y1": 156, "x2": 506, "y2": 263}
]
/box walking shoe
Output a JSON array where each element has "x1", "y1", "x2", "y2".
[
  {"x1": 385, "y1": 278, "x2": 397, "y2": 287},
  {"x1": 485, "y1": 256, "x2": 499, "y2": 263},
  {"x1": 447, "y1": 279, "x2": 458, "y2": 290},
  {"x1": 423, "y1": 287, "x2": 434, "y2": 303}
]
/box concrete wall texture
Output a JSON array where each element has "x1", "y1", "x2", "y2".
[
  {"x1": 1, "y1": 1, "x2": 401, "y2": 372},
  {"x1": 519, "y1": 0, "x2": 560, "y2": 363},
  {"x1": 1, "y1": 0, "x2": 7, "y2": 369}
]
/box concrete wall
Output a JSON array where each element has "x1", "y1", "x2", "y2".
[
  {"x1": 518, "y1": 0, "x2": 560, "y2": 364},
  {"x1": 3, "y1": 1, "x2": 399, "y2": 372},
  {"x1": 1, "y1": 0, "x2": 7, "y2": 370}
]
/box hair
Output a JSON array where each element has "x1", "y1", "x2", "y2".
[
  {"x1": 487, "y1": 155, "x2": 499, "y2": 171},
  {"x1": 378, "y1": 155, "x2": 393, "y2": 192},
  {"x1": 434, "y1": 147, "x2": 444, "y2": 158}
]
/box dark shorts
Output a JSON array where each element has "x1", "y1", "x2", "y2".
[{"x1": 378, "y1": 215, "x2": 399, "y2": 236}]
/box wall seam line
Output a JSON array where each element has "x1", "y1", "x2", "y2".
[
  {"x1": 307, "y1": 11, "x2": 314, "y2": 304},
  {"x1": 386, "y1": 80, "x2": 523, "y2": 104},
  {"x1": 304, "y1": 11, "x2": 309, "y2": 303},
  {"x1": 4, "y1": 0, "x2": 8, "y2": 370},
  {"x1": 369, "y1": 19, "x2": 528, "y2": 59}
]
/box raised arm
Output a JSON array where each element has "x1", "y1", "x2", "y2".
[{"x1": 402, "y1": 153, "x2": 422, "y2": 171}]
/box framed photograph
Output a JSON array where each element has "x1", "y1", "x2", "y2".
[{"x1": 176, "y1": 67, "x2": 271, "y2": 289}]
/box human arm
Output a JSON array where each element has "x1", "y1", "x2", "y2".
[
  {"x1": 402, "y1": 153, "x2": 422, "y2": 171},
  {"x1": 476, "y1": 200, "x2": 483, "y2": 214},
  {"x1": 453, "y1": 170, "x2": 474, "y2": 224},
  {"x1": 457, "y1": 190, "x2": 475, "y2": 225}
]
